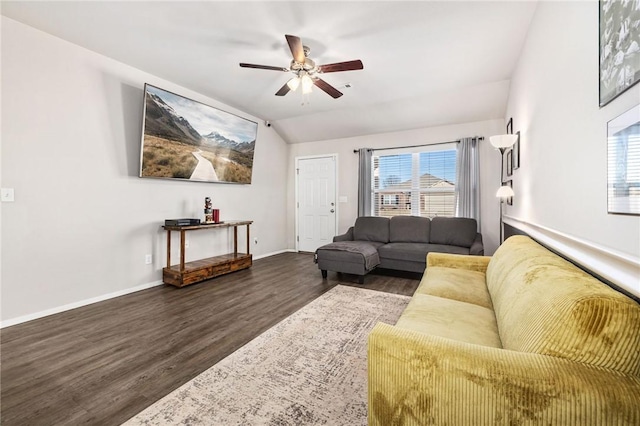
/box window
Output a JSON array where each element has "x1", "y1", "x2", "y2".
[
  {"x1": 608, "y1": 122, "x2": 640, "y2": 214},
  {"x1": 382, "y1": 194, "x2": 399, "y2": 205},
  {"x1": 371, "y1": 144, "x2": 457, "y2": 218}
]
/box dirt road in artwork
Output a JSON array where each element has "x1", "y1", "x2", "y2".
[{"x1": 190, "y1": 150, "x2": 218, "y2": 181}]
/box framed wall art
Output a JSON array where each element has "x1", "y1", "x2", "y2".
[
  {"x1": 607, "y1": 104, "x2": 639, "y2": 215},
  {"x1": 139, "y1": 84, "x2": 258, "y2": 184},
  {"x1": 501, "y1": 148, "x2": 514, "y2": 179},
  {"x1": 513, "y1": 131, "x2": 521, "y2": 170},
  {"x1": 599, "y1": 1, "x2": 640, "y2": 106}
]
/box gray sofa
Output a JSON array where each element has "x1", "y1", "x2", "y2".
[{"x1": 315, "y1": 216, "x2": 483, "y2": 282}]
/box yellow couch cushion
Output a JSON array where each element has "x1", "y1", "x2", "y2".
[
  {"x1": 395, "y1": 294, "x2": 502, "y2": 348},
  {"x1": 417, "y1": 266, "x2": 493, "y2": 310},
  {"x1": 486, "y1": 236, "x2": 640, "y2": 376}
]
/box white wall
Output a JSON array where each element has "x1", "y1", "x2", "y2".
[
  {"x1": 1, "y1": 17, "x2": 290, "y2": 324},
  {"x1": 287, "y1": 119, "x2": 505, "y2": 255},
  {"x1": 505, "y1": 2, "x2": 640, "y2": 294}
]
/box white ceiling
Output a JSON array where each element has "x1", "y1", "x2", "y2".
[{"x1": 1, "y1": 1, "x2": 538, "y2": 143}]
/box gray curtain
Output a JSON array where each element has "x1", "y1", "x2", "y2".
[
  {"x1": 357, "y1": 148, "x2": 372, "y2": 217},
  {"x1": 455, "y1": 137, "x2": 480, "y2": 229}
]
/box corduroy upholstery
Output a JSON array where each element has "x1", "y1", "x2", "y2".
[
  {"x1": 368, "y1": 236, "x2": 640, "y2": 425},
  {"x1": 418, "y1": 266, "x2": 493, "y2": 310},
  {"x1": 486, "y1": 237, "x2": 640, "y2": 376}
]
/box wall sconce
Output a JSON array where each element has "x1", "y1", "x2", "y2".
[{"x1": 490, "y1": 118, "x2": 517, "y2": 244}]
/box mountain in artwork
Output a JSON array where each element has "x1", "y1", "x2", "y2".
[
  {"x1": 202, "y1": 131, "x2": 255, "y2": 153},
  {"x1": 143, "y1": 93, "x2": 203, "y2": 146}
]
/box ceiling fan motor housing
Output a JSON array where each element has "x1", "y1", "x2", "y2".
[{"x1": 290, "y1": 57, "x2": 316, "y2": 72}]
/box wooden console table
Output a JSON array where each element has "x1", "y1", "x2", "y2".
[{"x1": 162, "y1": 220, "x2": 253, "y2": 287}]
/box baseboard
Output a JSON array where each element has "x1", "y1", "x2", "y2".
[
  {"x1": 1, "y1": 250, "x2": 302, "y2": 329},
  {"x1": 253, "y1": 249, "x2": 296, "y2": 260},
  {"x1": 503, "y1": 215, "x2": 640, "y2": 299},
  {"x1": 1, "y1": 279, "x2": 165, "y2": 329}
]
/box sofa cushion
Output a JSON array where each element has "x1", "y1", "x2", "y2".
[
  {"x1": 378, "y1": 243, "x2": 470, "y2": 265},
  {"x1": 430, "y1": 217, "x2": 478, "y2": 248},
  {"x1": 389, "y1": 216, "x2": 430, "y2": 243},
  {"x1": 417, "y1": 266, "x2": 493, "y2": 310},
  {"x1": 486, "y1": 236, "x2": 640, "y2": 376},
  {"x1": 378, "y1": 243, "x2": 430, "y2": 263},
  {"x1": 353, "y1": 217, "x2": 390, "y2": 243},
  {"x1": 378, "y1": 257, "x2": 427, "y2": 274},
  {"x1": 395, "y1": 294, "x2": 502, "y2": 348},
  {"x1": 316, "y1": 241, "x2": 382, "y2": 271}
]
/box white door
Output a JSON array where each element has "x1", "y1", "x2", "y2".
[{"x1": 297, "y1": 156, "x2": 337, "y2": 252}]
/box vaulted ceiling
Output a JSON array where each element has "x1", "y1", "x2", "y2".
[{"x1": 1, "y1": 1, "x2": 538, "y2": 143}]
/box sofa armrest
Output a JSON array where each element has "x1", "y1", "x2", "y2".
[
  {"x1": 333, "y1": 227, "x2": 354, "y2": 242},
  {"x1": 426, "y1": 252, "x2": 491, "y2": 273},
  {"x1": 368, "y1": 323, "x2": 640, "y2": 426},
  {"x1": 469, "y1": 232, "x2": 484, "y2": 255}
]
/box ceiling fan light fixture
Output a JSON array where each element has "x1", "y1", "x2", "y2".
[
  {"x1": 286, "y1": 77, "x2": 300, "y2": 91},
  {"x1": 301, "y1": 73, "x2": 314, "y2": 94}
]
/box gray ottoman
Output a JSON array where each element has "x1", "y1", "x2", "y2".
[{"x1": 315, "y1": 241, "x2": 381, "y2": 284}]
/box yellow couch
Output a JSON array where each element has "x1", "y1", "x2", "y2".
[{"x1": 368, "y1": 235, "x2": 640, "y2": 425}]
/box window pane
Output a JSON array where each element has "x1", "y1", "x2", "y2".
[
  {"x1": 419, "y1": 150, "x2": 456, "y2": 218},
  {"x1": 419, "y1": 150, "x2": 456, "y2": 185},
  {"x1": 420, "y1": 189, "x2": 455, "y2": 218},
  {"x1": 375, "y1": 154, "x2": 412, "y2": 190}
]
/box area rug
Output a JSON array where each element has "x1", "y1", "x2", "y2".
[{"x1": 123, "y1": 285, "x2": 410, "y2": 425}]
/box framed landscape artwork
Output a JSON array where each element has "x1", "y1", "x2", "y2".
[
  {"x1": 599, "y1": 0, "x2": 640, "y2": 106},
  {"x1": 139, "y1": 84, "x2": 258, "y2": 184},
  {"x1": 607, "y1": 104, "x2": 640, "y2": 215}
]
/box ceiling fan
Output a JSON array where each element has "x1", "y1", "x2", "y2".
[{"x1": 239, "y1": 34, "x2": 363, "y2": 99}]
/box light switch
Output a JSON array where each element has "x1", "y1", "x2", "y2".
[
  {"x1": 339, "y1": 196, "x2": 348, "y2": 203},
  {"x1": 1, "y1": 188, "x2": 14, "y2": 202}
]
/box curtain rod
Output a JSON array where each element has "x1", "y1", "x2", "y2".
[{"x1": 352, "y1": 137, "x2": 484, "y2": 153}]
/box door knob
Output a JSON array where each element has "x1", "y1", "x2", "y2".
[{"x1": 330, "y1": 209, "x2": 335, "y2": 213}]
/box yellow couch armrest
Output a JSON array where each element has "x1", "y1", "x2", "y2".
[
  {"x1": 426, "y1": 252, "x2": 491, "y2": 273},
  {"x1": 368, "y1": 323, "x2": 640, "y2": 426}
]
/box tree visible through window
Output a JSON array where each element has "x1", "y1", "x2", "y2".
[{"x1": 372, "y1": 144, "x2": 457, "y2": 218}]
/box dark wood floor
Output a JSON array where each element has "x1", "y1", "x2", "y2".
[{"x1": 0, "y1": 252, "x2": 419, "y2": 425}]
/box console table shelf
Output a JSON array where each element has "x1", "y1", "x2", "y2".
[{"x1": 163, "y1": 220, "x2": 253, "y2": 287}]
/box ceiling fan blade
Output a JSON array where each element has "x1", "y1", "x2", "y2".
[
  {"x1": 240, "y1": 63, "x2": 289, "y2": 72},
  {"x1": 275, "y1": 83, "x2": 291, "y2": 96},
  {"x1": 317, "y1": 60, "x2": 364, "y2": 73},
  {"x1": 313, "y1": 78, "x2": 343, "y2": 99},
  {"x1": 285, "y1": 34, "x2": 305, "y2": 64}
]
